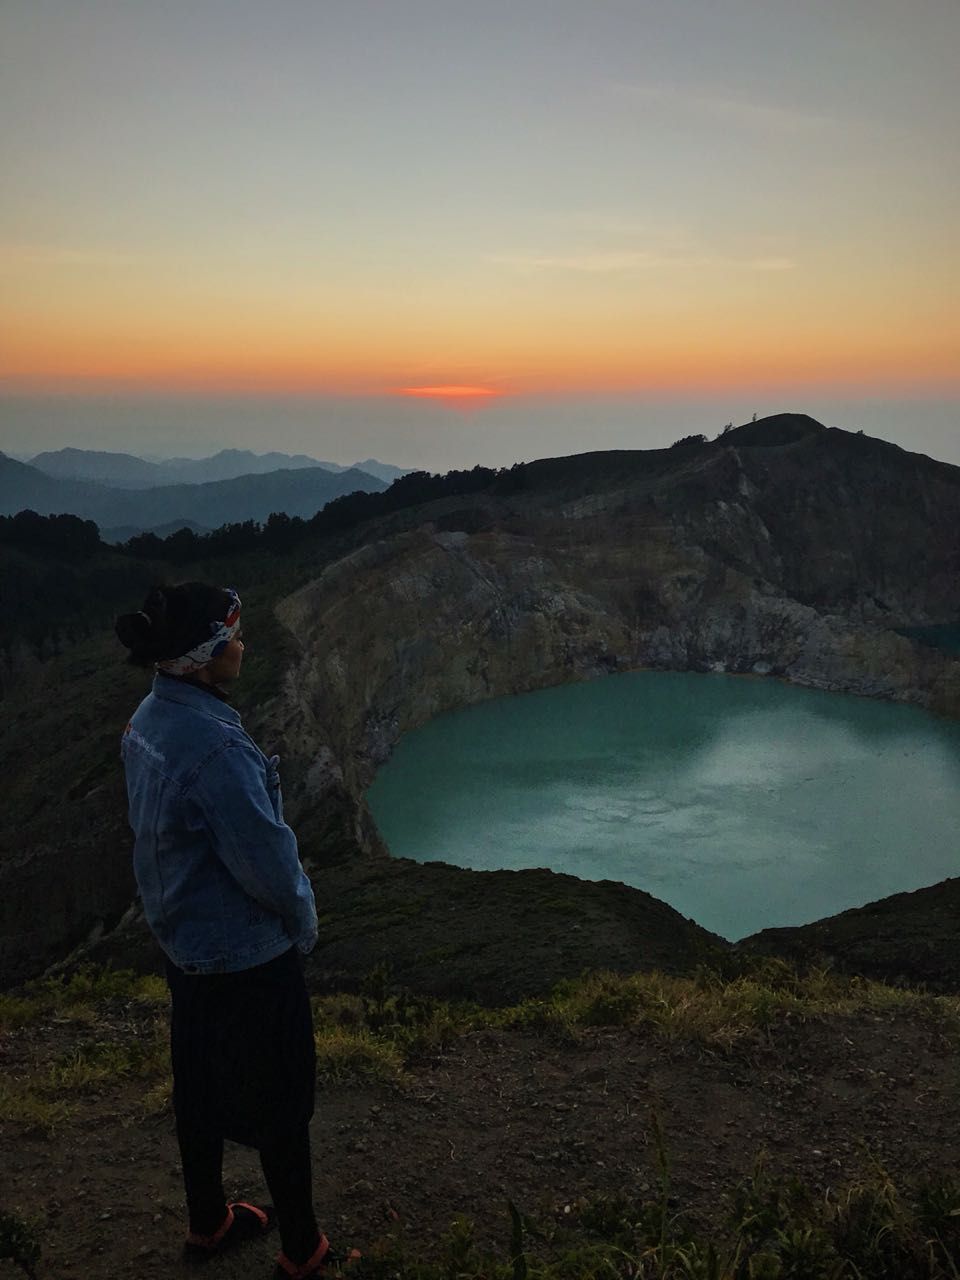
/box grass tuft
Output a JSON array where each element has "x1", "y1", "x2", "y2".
[
  {"x1": 354, "y1": 1160, "x2": 960, "y2": 1279},
  {"x1": 139, "y1": 1074, "x2": 173, "y2": 1119},
  {"x1": 490, "y1": 965, "x2": 960, "y2": 1052},
  {"x1": 358, "y1": 1172, "x2": 960, "y2": 1280},
  {"x1": 313, "y1": 1025, "x2": 406, "y2": 1085},
  {"x1": 32, "y1": 1026, "x2": 168, "y2": 1098},
  {"x1": 0, "y1": 1003, "x2": 168, "y2": 1134},
  {"x1": 0, "y1": 994, "x2": 39, "y2": 1031},
  {"x1": 0, "y1": 1079, "x2": 75, "y2": 1136},
  {"x1": 0, "y1": 965, "x2": 169, "y2": 1032}
]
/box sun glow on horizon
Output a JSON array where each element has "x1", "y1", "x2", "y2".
[
  {"x1": 400, "y1": 385, "x2": 501, "y2": 398},
  {"x1": 4, "y1": 321, "x2": 958, "y2": 401},
  {"x1": 395, "y1": 385, "x2": 504, "y2": 411}
]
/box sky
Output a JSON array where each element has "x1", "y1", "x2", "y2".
[{"x1": 1, "y1": 0, "x2": 958, "y2": 470}]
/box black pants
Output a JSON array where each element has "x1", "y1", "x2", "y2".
[
  {"x1": 177, "y1": 1113, "x2": 319, "y2": 1262},
  {"x1": 166, "y1": 947, "x2": 320, "y2": 1263}
]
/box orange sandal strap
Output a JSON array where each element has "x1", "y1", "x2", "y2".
[
  {"x1": 276, "y1": 1234, "x2": 330, "y2": 1277},
  {"x1": 186, "y1": 1205, "x2": 234, "y2": 1249}
]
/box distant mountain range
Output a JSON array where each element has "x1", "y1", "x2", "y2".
[
  {"x1": 26, "y1": 446, "x2": 412, "y2": 488},
  {"x1": 0, "y1": 451, "x2": 391, "y2": 531}
]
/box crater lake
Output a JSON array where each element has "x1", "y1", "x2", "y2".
[{"x1": 366, "y1": 671, "x2": 960, "y2": 940}]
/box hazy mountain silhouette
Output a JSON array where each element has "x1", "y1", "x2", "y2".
[
  {"x1": 0, "y1": 451, "x2": 99, "y2": 513},
  {"x1": 352, "y1": 458, "x2": 412, "y2": 483},
  {"x1": 153, "y1": 448, "x2": 338, "y2": 484},
  {"x1": 26, "y1": 447, "x2": 166, "y2": 487},
  {"x1": 0, "y1": 452, "x2": 389, "y2": 529},
  {"x1": 28, "y1": 446, "x2": 414, "y2": 488}
]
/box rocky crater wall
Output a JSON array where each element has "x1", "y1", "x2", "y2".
[{"x1": 270, "y1": 500, "x2": 960, "y2": 871}]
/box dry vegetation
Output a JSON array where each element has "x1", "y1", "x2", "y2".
[{"x1": 3, "y1": 960, "x2": 960, "y2": 1278}]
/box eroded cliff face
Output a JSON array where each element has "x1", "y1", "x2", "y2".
[{"x1": 267, "y1": 427, "x2": 960, "y2": 873}]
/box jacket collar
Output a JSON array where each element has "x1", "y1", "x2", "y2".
[{"x1": 151, "y1": 672, "x2": 242, "y2": 726}]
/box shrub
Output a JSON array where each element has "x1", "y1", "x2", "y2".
[{"x1": 0, "y1": 1210, "x2": 42, "y2": 1279}]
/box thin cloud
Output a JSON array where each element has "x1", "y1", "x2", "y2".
[
  {"x1": 489, "y1": 251, "x2": 674, "y2": 272},
  {"x1": 747, "y1": 257, "x2": 796, "y2": 272},
  {"x1": 563, "y1": 213, "x2": 669, "y2": 240},
  {"x1": 488, "y1": 251, "x2": 795, "y2": 273},
  {"x1": 610, "y1": 81, "x2": 836, "y2": 135},
  {"x1": 0, "y1": 244, "x2": 137, "y2": 270}
]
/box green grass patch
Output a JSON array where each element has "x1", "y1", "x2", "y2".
[
  {"x1": 0, "y1": 1081, "x2": 75, "y2": 1137},
  {"x1": 355, "y1": 1157, "x2": 960, "y2": 1278},
  {"x1": 0, "y1": 965, "x2": 168, "y2": 1031},
  {"x1": 4, "y1": 957, "x2": 958, "y2": 1139},
  {"x1": 313, "y1": 976, "x2": 486, "y2": 1066},
  {"x1": 313, "y1": 1025, "x2": 406, "y2": 1085},
  {"x1": 497, "y1": 962, "x2": 960, "y2": 1051},
  {"x1": 0, "y1": 994, "x2": 40, "y2": 1031},
  {"x1": 0, "y1": 1025, "x2": 168, "y2": 1134},
  {"x1": 304, "y1": 957, "x2": 960, "y2": 1082},
  {"x1": 0, "y1": 983, "x2": 169, "y2": 1135},
  {"x1": 32, "y1": 1026, "x2": 168, "y2": 1098},
  {"x1": 139, "y1": 1074, "x2": 174, "y2": 1119}
]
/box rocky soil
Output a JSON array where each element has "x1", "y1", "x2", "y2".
[{"x1": 3, "y1": 994, "x2": 959, "y2": 1278}]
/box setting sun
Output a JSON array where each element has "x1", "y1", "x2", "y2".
[{"x1": 399, "y1": 387, "x2": 501, "y2": 400}]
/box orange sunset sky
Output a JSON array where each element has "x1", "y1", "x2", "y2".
[{"x1": 1, "y1": 1, "x2": 957, "y2": 466}]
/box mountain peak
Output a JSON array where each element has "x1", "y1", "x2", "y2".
[{"x1": 721, "y1": 413, "x2": 828, "y2": 447}]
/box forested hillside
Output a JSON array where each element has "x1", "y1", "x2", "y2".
[{"x1": 0, "y1": 466, "x2": 498, "y2": 697}]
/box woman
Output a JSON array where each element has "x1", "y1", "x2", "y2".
[{"x1": 116, "y1": 582, "x2": 358, "y2": 1278}]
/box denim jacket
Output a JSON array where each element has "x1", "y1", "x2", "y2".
[{"x1": 120, "y1": 673, "x2": 318, "y2": 973}]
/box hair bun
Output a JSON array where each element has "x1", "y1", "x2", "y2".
[
  {"x1": 115, "y1": 581, "x2": 230, "y2": 669},
  {"x1": 115, "y1": 611, "x2": 154, "y2": 651},
  {"x1": 115, "y1": 586, "x2": 172, "y2": 664},
  {"x1": 143, "y1": 586, "x2": 168, "y2": 621}
]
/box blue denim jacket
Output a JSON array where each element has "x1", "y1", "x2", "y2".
[{"x1": 120, "y1": 674, "x2": 318, "y2": 973}]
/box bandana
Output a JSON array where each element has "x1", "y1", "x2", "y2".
[{"x1": 156, "y1": 589, "x2": 242, "y2": 676}]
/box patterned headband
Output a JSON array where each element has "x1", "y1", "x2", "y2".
[{"x1": 156, "y1": 589, "x2": 242, "y2": 676}]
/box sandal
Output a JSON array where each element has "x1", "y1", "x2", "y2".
[
  {"x1": 184, "y1": 1201, "x2": 275, "y2": 1263},
  {"x1": 275, "y1": 1232, "x2": 362, "y2": 1278}
]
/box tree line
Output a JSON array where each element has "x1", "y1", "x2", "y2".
[
  {"x1": 120, "y1": 465, "x2": 504, "y2": 560},
  {"x1": 0, "y1": 465, "x2": 512, "y2": 686},
  {"x1": 1, "y1": 464, "x2": 510, "y2": 562},
  {"x1": 0, "y1": 510, "x2": 103, "y2": 559}
]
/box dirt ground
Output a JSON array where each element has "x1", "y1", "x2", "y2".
[{"x1": 3, "y1": 1000, "x2": 960, "y2": 1279}]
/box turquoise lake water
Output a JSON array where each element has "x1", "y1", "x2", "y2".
[{"x1": 366, "y1": 672, "x2": 960, "y2": 941}]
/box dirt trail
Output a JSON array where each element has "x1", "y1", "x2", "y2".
[{"x1": 3, "y1": 1006, "x2": 959, "y2": 1278}]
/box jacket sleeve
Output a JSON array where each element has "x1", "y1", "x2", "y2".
[{"x1": 190, "y1": 739, "x2": 319, "y2": 953}]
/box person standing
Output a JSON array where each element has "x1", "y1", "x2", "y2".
[{"x1": 116, "y1": 582, "x2": 358, "y2": 1278}]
